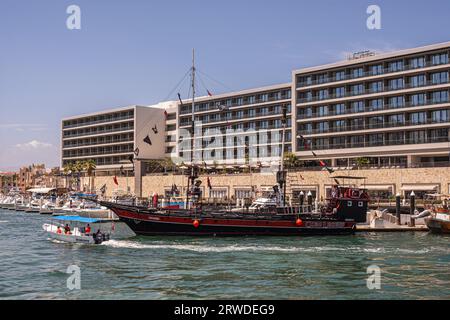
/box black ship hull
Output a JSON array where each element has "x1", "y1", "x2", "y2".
[{"x1": 101, "y1": 202, "x2": 357, "y2": 237}]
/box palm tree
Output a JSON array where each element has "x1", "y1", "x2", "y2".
[
  {"x1": 284, "y1": 152, "x2": 301, "y2": 169},
  {"x1": 63, "y1": 162, "x2": 75, "y2": 190},
  {"x1": 355, "y1": 157, "x2": 370, "y2": 169},
  {"x1": 84, "y1": 159, "x2": 97, "y2": 193}
]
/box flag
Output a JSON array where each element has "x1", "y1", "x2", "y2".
[
  {"x1": 134, "y1": 148, "x2": 140, "y2": 157},
  {"x1": 100, "y1": 184, "x2": 106, "y2": 194},
  {"x1": 207, "y1": 177, "x2": 212, "y2": 190},
  {"x1": 325, "y1": 167, "x2": 335, "y2": 174},
  {"x1": 319, "y1": 160, "x2": 326, "y2": 167},
  {"x1": 311, "y1": 151, "x2": 317, "y2": 157},
  {"x1": 207, "y1": 90, "x2": 213, "y2": 97},
  {"x1": 177, "y1": 93, "x2": 184, "y2": 106},
  {"x1": 143, "y1": 135, "x2": 152, "y2": 146},
  {"x1": 113, "y1": 176, "x2": 119, "y2": 186}
]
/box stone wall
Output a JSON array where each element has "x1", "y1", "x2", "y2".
[{"x1": 90, "y1": 167, "x2": 450, "y2": 199}]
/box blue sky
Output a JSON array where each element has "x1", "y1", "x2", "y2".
[{"x1": 1, "y1": 0, "x2": 450, "y2": 171}]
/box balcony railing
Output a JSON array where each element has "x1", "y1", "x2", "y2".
[
  {"x1": 297, "y1": 61, "x2": 450, "y2": 88},
  {"x1": 63, "y1": 138, "x2": 133, "y2": 149},
  {"x1": 63, "y1": 148, "x2": 134, "y2": 158},
  {"x1": 180, "y1": 95, "x2": 292, "y2": 115},
  {"x1": 63, "y1": 115, "x2": 134, "y2": 129},
  {"x1": 180, "y1": 111, "x2": 292, "y2": 127},
  {"x1": 297, "y1": 99, "x2": 450, "y2": 120},
  {"x1": 298, "y1": 136, "x2": 450, "y2": 152},
  {"x1": 297, "y1": 80, "x2": 450, "y2": 104},
  {"x1": 298, "y1": 119, "x2": 450, "y2": 136},
  {"x1": 63, "y1": 126, "x2": 134, "y2": 138}
]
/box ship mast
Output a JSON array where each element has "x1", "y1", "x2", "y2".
[
  {"x1": 186, "y1": 49, "x2": 197, "y2": 209},
  {"x1": 277, "y1": 105, "x2": 288, "y2": 206}
]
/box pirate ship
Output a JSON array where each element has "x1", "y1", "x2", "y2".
[{"x1": 99, "y1": 50, "x2": 369, "y2": 236}]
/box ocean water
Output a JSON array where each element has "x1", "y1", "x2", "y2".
[{"x1": 0, "y1": 209, "x2": 449, "y2": 300}]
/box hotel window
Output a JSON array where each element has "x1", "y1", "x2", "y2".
[
  {"x1": 410, "y1": 93, "x2": 427, "y2": 106},
  {"x1": 389, "y1": 96, "x2": 405, "y2": 108},
  {"x1": 226, "y1": 149, "x2": 234, "y2": 160},
  {"x1": 387, "y1": 132, "x2": 404, "y2": 145},
  {"x1": 317, "y1": 121, "x2": 329, "y2": 133},
  {"x1": 248, "y1": 96, "x2": 256, "y2": 104},
  {"x1": 367, "y1": 133, "x2": 384, "y2": 146},
  {"x1": 388, "y1": 60, "x2": 404, "y2": 72},
  {"x1": 350, "y1": 135, "x2": 364, "y2": 148},
  {"x1": 368, "y1": 116, "x2": 384, "y2": 129},
  {"x1": 429, "y1": 128, "x2": 448, "y2": 142},
  {"x1": 236, "y1": 97, "x2": 244, "y2": 106},
  {"x1": 260, "y1": 107, "x2": 269, "y2": 116},
  {"x1": 334, "y1": 103, "x2": 345, "y2": 115},
  {"x1": 315, "y1": 138, "x2": 329, "y2": 149},
  {"x1": 431, "y1": 110, "x2": 449, "y2": 123},
  {"x1": 260, "y1": 94, "x2": 269, "y2": 102},
  {"x1": 410, "y1": 112, "x2": 427, "y2": 124},
  {"x1": 317, "y1": 105, "x2": 329, "y2": 117},
  {"x1": 260, "y1": 120, "x2": 269, "y2": 129},
  {"x1": 388, "y1": 114, "x2": 405, "y2": 125},
  {"x1": 431, "y1": 53, "x2": 448, "y2": 65},
  {"x1": 334, "y1": 71, "x2": 345, "y2": 81},
  {"x1": 370, "y1": 64, "x2": 383, "y2": 75},
  {"x1": 334, "y1": 87, "x2": 345, "y2": 98},
  {"x1": 350, "y1": 118, "x2": 364, "y2": 130},
  {"x1": 389, "y1": 78, "x2": 404, "y2": 90},
  {"x1": 432, "y1": 90, "x2": 449, "y2": 103},
  {"x1": 273, "y1": 105, "x2": 281, "y2": 114},
  {"x1": 248, "y1": 122, "x2": 256, "y2": 130},
  {"x1": 317, "y1": 73, "x2": 328, "y2": 84},
  {"x1": 370, "y1": 81, "x2": 383, "y2": 93},
  {"x1": 351, "y1": 84, "x2": 364, "y2": 95},
  {"x1": 331, "y1": 136, "x2": 346, "y2": 148},
  {"x1": 300, "y1": 107, "x2": 312, "y2": 118},
  {"x1": 317, "y1": 89, "x2": 329, "y2": 100},
  {"x1": 332, "y1": 120, "x2": 346, "y2": 131},
  {"x1": 236, "y1": 148, "x2": 245, "y2": 159},
  {"x1": 431, "y1": 72, "x2": 448, "y2": 85},
  {"x1": 409, "y1": 56, "x2": 426, "y2": 69},
  {"x1": 408, "y1": 130, "x2": 427, "y2": 143},
  {"x1": 351, "y1": 67, "x2": 364, "y2": 78},
  {"x1": 273, "y1": 92, "x2": 282, "y2": 100},
  {"x1": 226, "y1": 99, "x2": 232, "y2": 107},
  {"x1": 351, "y1": 101, "x2": 365, "y2": 113},
  {"x1": 409, "y1": 74, "x2": 426, "y2": 87},
  {"x1": 369, "y1": 99, "x2": 383, "y2": 111},
  {"x1": 274, "y1": 120, "x2": 282, "y2": 128},
  {"x1": 248, "y1": 109, "x2": 256, "y2": 118},
  {"x1": 300, "y1": 123, "x2": 312, "y2": 134}
]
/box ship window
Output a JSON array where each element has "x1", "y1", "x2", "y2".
[
  {"x1": 348, "y1": 201, "x2": 353, "y2": 207},
  {"x1": 358, "y1": 201, "x2": 364, "y2": 207}
]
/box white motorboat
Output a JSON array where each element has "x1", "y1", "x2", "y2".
[{"x1": 43, "y1": 216, "x2": 113, "y2": 244}]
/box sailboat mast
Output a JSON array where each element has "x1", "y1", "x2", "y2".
[{"x1": 191, "y1": 48, "x2": 196, "y2": 166}]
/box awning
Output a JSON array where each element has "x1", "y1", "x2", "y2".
[
  {"x1": 364, "y1": 185, "x2": 394, "y2": 191},
  {"x1": 26, "y1": 187, "x2": 56, "y2": 194},
  {"x1": 53, "y1": 216, "x2": 101, "y2": 223},
  {"x1": 401, "y1": 184, "x2": 439, "y2": 191}
]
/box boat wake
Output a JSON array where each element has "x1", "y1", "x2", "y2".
[{"x1": 102, "y1": 240, "x2": 444, "y2": 254}]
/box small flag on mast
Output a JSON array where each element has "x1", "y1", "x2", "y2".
[
  {"x1": 207, "y1": 90, "x2": 213, "y2": 97},
  {"x1": 113, "y1": 176, "x2": 119, "y2": 186}
]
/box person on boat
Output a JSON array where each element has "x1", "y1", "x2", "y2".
[
  {"x1": 64, "y1": 224, "x2": 71, "y2": 235},
  {"x1": 57, "y1": 226, "x2": 62, "y2": 234},
  {"x1": 85, "y1": 224, "x2": 91, "y2": 234}
]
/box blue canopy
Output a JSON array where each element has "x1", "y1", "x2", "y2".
[{"x1": 53, "y1": 216, "x2": 101, "y2": 224}]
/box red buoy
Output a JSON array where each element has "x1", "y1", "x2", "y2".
[
  {"x1": 296, "y1": 218, "x2": 303, "y2": 227},
  {"x1": 193, "y1": 220, "x2": 200, "y2": 228}
]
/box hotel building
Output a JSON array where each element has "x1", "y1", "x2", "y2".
[
  {"x1": 177, "y1": 83, "x2": 292, "y2": 165},
  {"x1": 293, "y1": 42, "x2": 450, "y2": 169},
  {"x1": 62, "y1": 41, "x2": 450, "y2": 199},
  {"x1": 61, "y1": 102, "x2": 177, "y2": 175}
]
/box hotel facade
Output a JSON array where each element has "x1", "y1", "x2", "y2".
[{"x1": 62, "y1": 41, "x2": 450, "y2": 200}]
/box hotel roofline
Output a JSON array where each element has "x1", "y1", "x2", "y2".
[
  {"x1": 180, "y1": 82, "x2": 292, "y2": 105},
  {"x1": 293, "y1": 41, "x2": 450, "y2": 75},
  {"x1": 61, "y1": 105, "x2": 142, "y2": 121}
]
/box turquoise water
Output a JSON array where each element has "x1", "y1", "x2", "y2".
[{"x1": 0, "y1": 209, "x2": 449, "y2": 300}]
